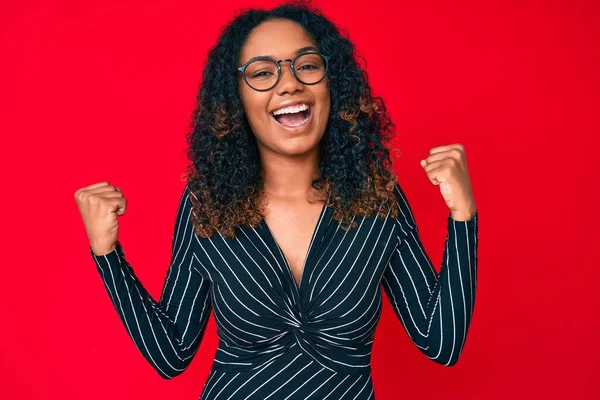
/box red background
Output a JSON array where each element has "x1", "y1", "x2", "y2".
[{"x1": 1, "y1": 0, "x2": 598, "y2": 399}]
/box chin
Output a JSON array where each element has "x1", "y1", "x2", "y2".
[{"x1": 274, "y1": 139, "x2": 321, "y2": 157}]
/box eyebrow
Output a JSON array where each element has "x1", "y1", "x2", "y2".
[
  {"x1": 294, "y1": 46, "x2": 319, "y2": 56},
  {"x1": 243, "y1": 46, "x2": 320, "y2": 64}
]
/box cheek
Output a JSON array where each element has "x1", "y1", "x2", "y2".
[
  {"x1": 240, "y1": 89, "x2": 269, "y2": 124},
  {"x1": 318, "y1": 90, "x2": 331, "y2": 122}
]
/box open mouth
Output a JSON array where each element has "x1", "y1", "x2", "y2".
[{"x1": 270, "y1": 105, "x2": 313, "y2": 128}]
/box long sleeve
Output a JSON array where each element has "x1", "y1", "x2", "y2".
[
  {"x1": 382, "y1": 183, "x2": 478, "y2": 366},
  {"x1": 90, "y1": 185, "x2": 212, "y2": 379}
]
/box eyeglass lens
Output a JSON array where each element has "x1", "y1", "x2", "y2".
[{"x1": 244, "y1": 53, "x2": 326, "y2": 91}]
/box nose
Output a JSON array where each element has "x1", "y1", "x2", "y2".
[{"x1": 275, "y1": 61, "x2": 303, "y2": 95}]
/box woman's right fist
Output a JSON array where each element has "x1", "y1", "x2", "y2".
[{"x1": 74, "y1": 182, "x2": 127, "y2": 256}]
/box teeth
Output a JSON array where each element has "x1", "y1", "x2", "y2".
[{"x1": 272, "y1": 103, "x2": 310, "y2": 116}]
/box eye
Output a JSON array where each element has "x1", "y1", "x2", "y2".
[
  {"x1": 298, "y1": 64, "x2": 318, "y2": 70},
  {"x1": 251, "y1": 71, "x2": 274, "y2": 79}
]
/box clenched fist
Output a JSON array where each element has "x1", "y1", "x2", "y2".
[
  {"x1": 419, "y1": 143, "x2": 477, "y2": 221},
  {"x1": 74, "y1": 182, "x2": 127, "y2": 256}
]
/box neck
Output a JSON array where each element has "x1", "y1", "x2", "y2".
[{"x1": 259, "y1": 147, "x2": 321, "y2": 200}]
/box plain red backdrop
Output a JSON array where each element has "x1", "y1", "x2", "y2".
[{"x1": 1, "y1": 0, "x2": 598, "y2": 398}]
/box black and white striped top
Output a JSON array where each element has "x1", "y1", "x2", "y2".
[{"x1": 91, "y1": 183, "x2": 479, "y2": 399}]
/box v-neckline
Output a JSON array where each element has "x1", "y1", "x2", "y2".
[{"x1": 261, "y1": 200, "x2": 328, "y2": 292}]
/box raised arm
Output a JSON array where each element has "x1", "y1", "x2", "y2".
[
  {"x1": 90, "y1": 185, "x2": 212, "y2": 378},
  {"x1": 381, "y1": 183, "x2": 478, "y2": 366}
]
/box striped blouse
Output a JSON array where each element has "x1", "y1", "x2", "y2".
[{"x1": 91, "y1": 183, "x2": 479, "y2": 399}]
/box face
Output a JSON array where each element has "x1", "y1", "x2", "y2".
[{"x1": 237, "y1": 19, "x2": 331, "y2": 158}]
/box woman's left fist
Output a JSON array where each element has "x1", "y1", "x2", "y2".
[{"x1": 420, "y1": 143, "x2": 477, "y2": 221}]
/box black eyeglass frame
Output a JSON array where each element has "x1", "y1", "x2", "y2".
[{"x1": 236, "y1": 51, "x2": 332, "y2": 92}]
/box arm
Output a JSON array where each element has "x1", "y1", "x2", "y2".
[
  {"x1": 381, "y1": 183, "x2": 478, "y2": 366},
  {"x1": 90, "y1": 185, "x2": 212, "y2": 378}
]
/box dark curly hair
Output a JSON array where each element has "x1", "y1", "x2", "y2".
[{"x1": 184, "y1": 0, "x2": 402, "y2": 239}]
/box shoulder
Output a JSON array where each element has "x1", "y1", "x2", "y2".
[
  {"x1": 179, "y1": 184, "x2": 193, "y2": 205},
  {"x1": 391, "y1": 182, "x2": 416, "y2": 232},
  {"x1": 176, "y1": 184, "x2": 197, "y2": 219}
]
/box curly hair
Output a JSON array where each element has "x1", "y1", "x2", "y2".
[{"x1": 184, "y1": 0, "x2": 402, "y2": 239}]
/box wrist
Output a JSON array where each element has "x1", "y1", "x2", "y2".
[
  {"x1": 91, "y1": 241, "x2": 117, "y2": 256},
  {"x1": 450, "y1": 205, "x2": 477, "y2": 221}
]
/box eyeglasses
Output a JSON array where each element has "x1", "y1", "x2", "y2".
[{"x1": 237, "y1": 52, "x2": 331, "y2": 92}]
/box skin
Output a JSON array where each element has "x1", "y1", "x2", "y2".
[
  {"x1": 74, "y1": 19, "x2": 477, "y2": 269},
  {"x1": 237, "y1": 18, "x2": 332, "y2": 286},
  {"x1": 237, "y1": 19, "x2": 331, "y2": 196},
  {"x1": 420, "y1": 144, "x2": 477, "y2": 221}
]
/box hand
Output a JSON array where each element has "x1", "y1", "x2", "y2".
[
  {"x1": 420, "y1": 143, "x2": 477, "y2": 221},
  {"x1": 74, "y1": 182, "x2": 127, "y2": 255}
]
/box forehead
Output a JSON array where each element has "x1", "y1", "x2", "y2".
[{"x1": 239, "y1": 19, "x2": 316, "y2": 63}]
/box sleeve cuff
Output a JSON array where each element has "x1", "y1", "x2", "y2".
[
  {"x1": 448, "y1": 210, "x2": 478, "y2": 224},
  {"x1": 90, "y1": 241, "x2": 125, "y2": 272},
  {"x1": 447, "y1": 211, "x2": 478, "y2": 236}
]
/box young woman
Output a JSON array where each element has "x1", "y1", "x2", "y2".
[{"x1": 75, "y1": 2, "x2": 478, "y2": 399}]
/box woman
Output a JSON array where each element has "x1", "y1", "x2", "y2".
[{"x1": 75, "y1": 2, "x2": 478, "y2": 399}]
